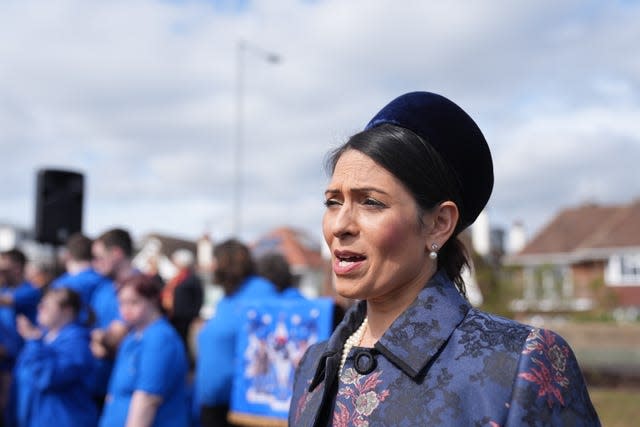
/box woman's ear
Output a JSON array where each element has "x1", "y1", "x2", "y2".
[{"x1": 425, "y1": 201, "x2": 459, "y2": 247}]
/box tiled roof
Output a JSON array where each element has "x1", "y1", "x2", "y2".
[
  {"x1": 581, "y1": 200, "x2": 640, "y2": 249},
  {"x1": 514, "y1": 199, "x2": 640, "y2": 258}
]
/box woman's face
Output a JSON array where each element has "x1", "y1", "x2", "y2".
[
  {"x1": 323, "y1": 149, "x2": 436, "y2": 302},
  {"x1": 118, "y1": 285, "x2": 155, "y2": 329},
  {"x1": 37, "y1": 293, "x2": 70, "y2": 330}
]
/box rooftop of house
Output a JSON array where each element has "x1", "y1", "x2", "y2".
[{"x1": 508, "y1": 198, "x2": 640, "y2": 263}]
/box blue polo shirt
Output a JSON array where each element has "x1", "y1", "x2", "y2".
[
  {"x1": 3, "y1": 281, "x2": 42, "y2": 324},
  {"x1": 90, "y1": 278, "x2": 121, "y2": 329},
  {"x1": 99, "y1": 317, "x2": 189, "y2": 427},
  {"x1": 51, "y1": 267, "x2": 105, "y2": 306},
  {"x1": 0, "y1": 306, "x2": 20, "y2": 371}
]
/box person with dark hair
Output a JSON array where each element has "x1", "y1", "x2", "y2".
[
  {"x1": 194, "y1": 239, "x2": 277, "y2": 427},
  {"x1": 91, "y1": 227, "x2": 135, "y2": 331},
  {"x1": 11, "y1": 287, "x2": 97, "y2": 427},
  {"x1": 256, "y1": 252, "x2": 301, "y2": 298},
  {"x1": 0, "y1": 249, "x2": 42, "y2": 324},
  {"x1": 51, "y1": 233, "x2": 108, "y2": 307},
  {"x1": 162, "y1": 249, "x2": 203, "y2": 358},
  {"x1": 92, "y1": 228, "x2": 134, "y2": 283},
  {"x1": 89, "y1": 228, "x2": 136, "y2": 409},
  {"x1": 290, "y1": 92, "x2": 600, "y2": 426},
  {"x1": 0, "y1": 249, "x2": 41, "y2": 421},
  {"x1": 99, "y1": 274, "x2": 189, "y2": 427}
]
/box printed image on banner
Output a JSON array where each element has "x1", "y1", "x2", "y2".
[{"x1": 229, "y1": 297, "x2": 333, "y2": 424}]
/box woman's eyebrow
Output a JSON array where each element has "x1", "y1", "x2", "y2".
[{"x1": 324, "y1": 186, "x2": 389, "y2": 196}]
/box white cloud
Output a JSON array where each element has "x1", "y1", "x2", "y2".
[{"x1": 493, "y1": 105, "x2": 640, "y2": 233}]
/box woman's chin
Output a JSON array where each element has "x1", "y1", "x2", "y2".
[{"x1": 335, "y1": 281, "x2": 367, "y2": 301}]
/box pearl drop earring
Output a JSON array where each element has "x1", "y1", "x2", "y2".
[{"x1": 429, "y1": 243, "x2": 439, "y2": 260}]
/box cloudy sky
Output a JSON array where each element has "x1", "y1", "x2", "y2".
[{"x1": 1, "y1": 0, "x2": 639, "y2": 246}]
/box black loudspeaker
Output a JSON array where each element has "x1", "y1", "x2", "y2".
[{"x1": 35, "y1": 168, "x2": 84, "y2": 245}]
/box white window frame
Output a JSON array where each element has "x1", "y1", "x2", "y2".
[{"x1": 605, "y1": 253, "x2": 640, "y2": 286}]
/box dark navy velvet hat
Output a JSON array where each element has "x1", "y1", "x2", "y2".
[{"x1": 364, "y1": 91, "x2": 493, "y2": 229}]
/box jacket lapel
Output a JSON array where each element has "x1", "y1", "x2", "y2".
[{"x1": 375, "y1": 271, "x2": 471, "y2": 379}]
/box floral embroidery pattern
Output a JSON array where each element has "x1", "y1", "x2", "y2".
[
  {"x1": 290, "y1": 274, "x2": 600, "y2": 426},
  {"x1": 294, "y1": 380, "x2": 323, "y2": 424},
  {"x1": 518, "y1": 329, "x2": 570, "y2": 407},
  {"x1": 333, "y1": 368, "x2": 390, "y2": 427}
]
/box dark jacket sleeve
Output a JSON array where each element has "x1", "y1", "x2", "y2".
[{"x1": 173, "y1": 273, "x2": 204, "y2": 319}]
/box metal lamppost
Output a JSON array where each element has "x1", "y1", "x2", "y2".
[{"x1": 233, "y1": 39, "x2": 281, "y2": 236}]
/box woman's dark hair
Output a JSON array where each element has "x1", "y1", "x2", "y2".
[
  {"x1": 118, "y1": 273, "x2": 163, "y2": 310},
  {"x1": 257, "y1": 252, "x2": 294, "y2": 293},
  {"x1": 49, "y1": 287, "x2": 95, "y2": 327},
  {"x1": 214, "y1": 239, "x2": 256, "y2": 295},
  {"x1": 326, "y1": 124, "x2": 469, "y2": 296}
]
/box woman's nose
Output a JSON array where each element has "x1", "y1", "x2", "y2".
[{"x1": 330, "y1": 204, "x2": 357, "y2": 238}]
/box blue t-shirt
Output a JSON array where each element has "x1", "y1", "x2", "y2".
[
  {"x1": 99, "y1": 318, "x2": 189, "y2": 427},
  {"x1": 90, "y1": 279, "x2": 121, "y2": 329},
  {"x1": 51, "y1": 268, "x2": 106, "y2": 306},
  {"x1": 0, "y1": 281, "x2": 40, "y2": 373},
  {"x1": 194, "y1": 275, "x2": 277, "y2": 408},
  {"x1": 2, "y1": 281, "x2": 42, "y2": 324},
  {"x1": 0, "y1": 305, "x2": 20, "y2": 371},
  {"x1": 13, "y1": 323, "x2": 97, "y2": 427},
  {"x1": 86, "y1": 278, "x2": 122, "y2": 399}
]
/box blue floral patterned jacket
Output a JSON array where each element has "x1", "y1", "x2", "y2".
[{"x1": 289, "y1": 271, "x2": 600, "y2": 426}]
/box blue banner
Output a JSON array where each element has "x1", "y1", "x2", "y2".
[{"x1": 229, "y1": 297, "x2": 333, "y2": 424}]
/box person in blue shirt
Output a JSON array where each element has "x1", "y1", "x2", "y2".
[
  {"x1": 0, "y1": 249, "x2": 42, "y2": 324},
  {"x1": 12, "y1": 287, "x2": 97, "y2": 427},
  {"x1": 88, "y1": 228, "x2": 136, "y2": 408},
  {"x1": 90, "y1": 228, "x2": 135, "y2": 343},
  {"x1": 0, "y1": 249, "x2": 42, "y2": 421},
  {"x1": 0, "y1": 310, "x2": 20, "y2": 367},
  {"x1": 194, "y1": 239, "x2": 277, "y2": 427},
  {"x1": 256, "y1": 252, "x2": 305, "y2": 301},
  {"x1": 99, "y1": 273, "x2": 189, "y2": 427},
  {"x1": 51, "y1": 233, "x2": 106, "y2": 306},
  {"x1": 0, "y1": 304, "x2": 20, "y2": 424}
]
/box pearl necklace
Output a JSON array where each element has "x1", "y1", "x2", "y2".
[{"x1": 339, "y1": 317, "x2": 368, "y2": 372}]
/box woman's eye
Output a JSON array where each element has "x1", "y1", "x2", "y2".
[
  {"x1": 324, "y1": 199, "x2": 341, "y2": 207},
  {"x1": 363, "y1": 198, "x2": 385, "y2": 207}
]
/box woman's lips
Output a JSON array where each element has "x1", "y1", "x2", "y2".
[{"x1": 333, "y1": 251, "x2": 366, "y2": 275}]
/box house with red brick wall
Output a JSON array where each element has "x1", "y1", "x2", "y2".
[{"x1": 505, "y1": 199, "x2": 640, "y2": 315}]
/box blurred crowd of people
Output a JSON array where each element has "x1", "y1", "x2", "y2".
[{"x1": 0, "y1": 228, "x2": 342, "y2": 427}]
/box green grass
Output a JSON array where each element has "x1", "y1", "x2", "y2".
[{"x1": 590, "y1": 387, "x2": 640, "y2": 427}]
